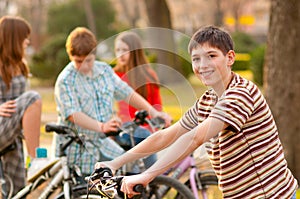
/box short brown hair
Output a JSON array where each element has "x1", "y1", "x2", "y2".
[
  {"x1": 188, "y1": 25, "x2": 234, "y2": 55},
  {"x1": 65, "y1": 27, "x2": 97, "y2": 57}
]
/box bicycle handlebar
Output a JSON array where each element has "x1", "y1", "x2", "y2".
[
  {"x1": 106, "y1": 110, "x2": 166, "y2": 137},
  {"x1": 87, "y1": 167, "x2": 145, "y2": 196},
  {"x1": 45, "y1": 110, "x2": 164, "y2": 137},
  {"x1": 45, "y1": 123, "x2": 71, "y2": 135}
]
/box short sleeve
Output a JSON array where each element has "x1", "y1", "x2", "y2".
[
  {"x1": 179, "y1": 100, "x2": 199, "y2": 130},
  {"x1": 54, "y1": 77, "x2": 81, "y2": 121},
  {"x1": 210, "y1": 88, "x2": 254, "y2": 132},
  {"x1": 112, "y1": 72, "x2": 134, "y2": 100}
]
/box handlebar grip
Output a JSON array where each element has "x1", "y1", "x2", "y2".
[
  {"x1": 105, "y1": 128, "x2": 122, "y2": 137},
  {"x1": 133, "y1": 184, "x2": 145, "y2": 193},
  {"x1": 153, "y1": 117, "x2": 166, "y2": 126},
  {"x1": 45, "y1": 123, "x2": 70, "y2": 134},
  {"x1": 94, "y1": 167, "x2": 113, "y2": 177}
]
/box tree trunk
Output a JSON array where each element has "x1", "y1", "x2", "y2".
[
  {"x1": 82, "y1": 0, "x2": 97, "y2": 36},
  {"x1": 144, "y1": 0, "x2": 183, "y2": 84},
  {"x1": 214, "y1": 0, "x2": 224, "y2": 27},
  {"x1": 264, "y1": 0, "x2": 300, "y2": 182},
  {"x1": 29, "y1": 0, "x2": 43, "y2": 51}
]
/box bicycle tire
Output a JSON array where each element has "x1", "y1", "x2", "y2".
[
  {"x1": 184, "y1": 170, "x2": 221, "y2": 199},
  {"x1": 146, "y1": 175, "x2": 195, "y2": 199},
  {"x1": 55, "y1": 184, "x2": 104, "y2": 199},
  {"x1": 55, "y1": 176, "x2": 195, "y2": 199},
  {"x1": 1, "y1": 173, "x2": 13, "y2": 199}
]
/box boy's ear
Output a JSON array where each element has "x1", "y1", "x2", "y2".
[{"x1": 227, "y1": 50, "x2": 235, "y2": 66}]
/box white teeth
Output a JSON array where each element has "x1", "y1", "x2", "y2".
[{"x1": 200, "y1": 71, "x2": 213, "y2": 76}]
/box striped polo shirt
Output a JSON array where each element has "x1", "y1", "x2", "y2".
[{"x1": 180, "y1": 73, "x2": 298, "y2": 198}]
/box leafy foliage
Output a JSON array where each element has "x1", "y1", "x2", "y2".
[
  {"x1": 232, "y1": 31, "x2": 258, "y2": 53},
  {"x1": 250, "y1": 44, "x2": 265, "y2": 86},
  {"x1": 47, "y1": 0, "x2": 117, "y2": 39},
  {"x1": 30, "y1": 0, "x2": 121, "y2": 83},
  {"x1": 30, "y1": 34, "x2": 69, "y2": 85}
]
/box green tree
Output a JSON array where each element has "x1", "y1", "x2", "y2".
[
  {"x1": 47, "y1": 0, "x2": 116, "y2": 40},
  {"x1": 232, "y1": 31, "x2": 258, "y2": 53},
  {"x1": 30, "y1": 0, "x2": 119, "y2": 82},
  {"x1": 30, "y1": 34, "x2": 69, "y2": 84}
]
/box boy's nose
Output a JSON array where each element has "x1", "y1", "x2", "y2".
[{"x1": 199, "y1": 58, "x2": 209, "y2": 69}]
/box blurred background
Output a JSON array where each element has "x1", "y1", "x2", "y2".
[{"x1": 0, "y1": 0, "x2": 268, "y2": 86}]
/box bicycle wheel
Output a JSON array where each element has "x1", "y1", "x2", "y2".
[
  {"x1": 145, "y1": 175, "x2": 195, "y2": 199},
  {"x1": 1, "y1": 173, "x2": 13, "y2": 199},
  {"x1": 184, "y1": 170, "x2": 221, "y2": 199},
  {"x1": 55, "y1": 184, "x2": 103, "y2": 199}
]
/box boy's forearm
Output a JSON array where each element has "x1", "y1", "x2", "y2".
[
  {"x1": 144, "y1": 128, "x2": 200, "y2": 177},
  {"x1": 68, "y1": 112, "x2": 102, "y2": 133},
  {"x1": 111, "y1": 122, "x2": 187, "y2": 170},
  {"x1": 125, "y1": 91, "x2": 158, "y2": 117}
]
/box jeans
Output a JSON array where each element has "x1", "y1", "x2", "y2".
[
  {"x1": 115, "y1": 123, "x2": 157, "y2": 169},
  {"x1": 291, "y1": 192, "x2": 296, "y2": 199}
]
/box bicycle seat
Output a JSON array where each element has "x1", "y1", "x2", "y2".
[{"x1": 27, "y1": 158, "x2": 60, "y2": 182}]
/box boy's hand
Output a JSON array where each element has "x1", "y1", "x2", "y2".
[
  {"x1": 94, "y1": 161, "x2": 116, "y2": 175},
  {"x1": 121, "y1": 173, "x2": 153, "y2": 198},
  {"x1": 102, "y1": 117, "x2": 122, "y2": 133},
  {"x1": 0, "y1": 100, "x2": 16, "y2": 117},
  {"x1": 152, "y1": 111, "x2": 173, "y2": 127}
]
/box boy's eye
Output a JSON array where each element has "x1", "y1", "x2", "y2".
[{"x1": 192, "y1": 57, "x2": 200, "y2": 62}]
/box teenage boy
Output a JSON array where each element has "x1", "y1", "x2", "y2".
[
  {"x1": 95, "y1": 26, "x2": 298, "y2": 198},
  {"x1": 54, "y1": 27, "x2": 172, "y2": 175}
]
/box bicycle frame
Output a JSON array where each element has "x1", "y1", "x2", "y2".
[
  {"x1": 0, "y1": 124, "x2": 88, "y2": 199},
  {"x1": 168, "y1": 155, "x2": 199, "y2": 198},
  {"x1": 12, "y1": 158, "x2": 63, "y2": 199},
  {"x1": 166, "y1": 153, "x2": 217, "y2": 199}
]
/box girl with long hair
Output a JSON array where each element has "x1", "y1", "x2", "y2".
[{"x1": 0, "y1": 15, "x2": 42, "y2": 194}]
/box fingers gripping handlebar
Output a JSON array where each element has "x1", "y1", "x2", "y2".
[
  {"x1": 88, "y1": 167, "x2": 145, "y2": 195},
  {"x1": 106, "y1": 110, "x2": 166, "y2": 136}
]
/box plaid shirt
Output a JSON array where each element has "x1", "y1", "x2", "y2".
[
  {"x1": 54, "y1": 61, "x2": 133, "y2": 174},
  {"x1": 1, "y1": 75, "x2": 41, "y2": 194},
  {"x1": 0, "y1": 75, "x2": 26, "y2": 103}
]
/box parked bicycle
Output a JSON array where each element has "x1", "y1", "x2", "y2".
[
  {"x1": 0, "y1": 123, "x2": 100, "y2": 199},
  {"x1": 164, "y1": 152, "x2": 219, "y2": 199}
]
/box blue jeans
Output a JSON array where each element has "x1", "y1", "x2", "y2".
[
  {"x1": 115, "y1": 123, "x2": 157, "y2": 169},
  {"x1": 291, "y1": 192, "x2": 296, "y2": 199}
]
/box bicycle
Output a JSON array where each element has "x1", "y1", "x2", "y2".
[
  {"x1": 83, "y1": 110, "x2": 195, "y2": 198},
  {"x1": 0, "y1": 111, "x2": 195, "y2": 199},
  {"x1": 120, "y1": 110, "x2": 220, "y2": 199},
  {"x1": 0, "y1": 123, "x2": 101, "y2": 199},
  {"x1": 164, "y1": 152, "x2": 220, "y2": 199},
  {"x1": 86, "y1": 167, "x2": 195, "y2": 199}
]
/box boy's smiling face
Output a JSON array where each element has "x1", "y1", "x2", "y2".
[{"x1": 191, "y1": 43, "x2": 235, "y2": 93}]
